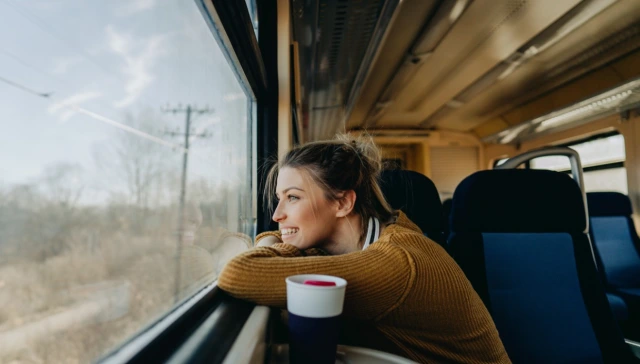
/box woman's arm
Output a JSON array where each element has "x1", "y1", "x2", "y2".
[
  {"x1": 255, "y1": 230, "x2": 282, "y2": 243},
  {"x1": 254, "y1": 231, "x2": 326, "y2": 254},
  {"x1": 256, "y1": 235, "x2": 281, "y2": 247},
  {"x1": 217, "y1": 240, "x2": 415, "y2": 321}
]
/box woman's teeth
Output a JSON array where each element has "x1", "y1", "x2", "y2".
[{"x1": 281, "y1": 228, "x2": 299, "y2": 236}]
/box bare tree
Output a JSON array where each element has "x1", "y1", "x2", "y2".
[
  {"x1": 93, "y1": 110, "x2": 175, "y2": 210},
  {"x1": 40, "y1": 162, "x2": 85, "y2": 209}
]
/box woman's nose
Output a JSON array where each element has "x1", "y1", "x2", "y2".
[{"x1": 272, "y1": 202, "x2": 285, "y2": 222}]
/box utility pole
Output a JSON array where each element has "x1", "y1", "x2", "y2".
[{"x1": 162, "y1": 103, "x2": 214, "y2": 302}]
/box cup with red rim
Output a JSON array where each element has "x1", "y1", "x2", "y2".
[{"x1": 286, "y1": 274, "x2": 347, "y2": 364}]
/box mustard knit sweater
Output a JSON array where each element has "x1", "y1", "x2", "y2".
[{"x1": 218, "y1": 212, "x2": 510, "y2": 364}]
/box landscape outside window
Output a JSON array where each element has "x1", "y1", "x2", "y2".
[
  {"x1": 0, "y1": 1, "x2": 253, "y2": 362},
  {"x1": 530, "y1": 134, "x2": 627, "y2": 194}
]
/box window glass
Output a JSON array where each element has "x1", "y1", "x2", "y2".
[
  {"x1": 0, "y1": 1, "x2": 252, "y2": 362},
  {"x1": 528, "y1": 133, "x2": 627, "y2": 194},
  {"x1": 571, "y1": 134, "x2": 625, "y2": 168},
  {"x1": 494, "y1": 158, "x2": 508, "y2": 167},
  {"x1": 530, "y1": 134, "x2": 626, "y2": 171},
  {"x1": 583, "y1": 168, "x2": 628, "y2": 194},
  {"x1": 529, "y1": 155, "x2": 571, "y2": 171}
]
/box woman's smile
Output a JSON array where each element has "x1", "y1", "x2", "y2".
[{"x1": 280, "y1": 227, "x2": 300, "y2": 239}]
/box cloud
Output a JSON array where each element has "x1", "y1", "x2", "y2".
[
  {"x1": 48, "y1": 91, "x2": 102, "y2": 121},
  {"x1": 52, "y1": 56, "x2": 83, "y2": 75},
  {"x1": 116, "y1": 0, "x2": 156, "y2": 16},
  {"x1": 105, "y1": 25, "x2": 166, "y2": 108}
]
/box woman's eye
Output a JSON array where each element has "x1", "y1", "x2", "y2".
[{"x1": 287, "y1": 195, "x2": 299, "y2": 202}]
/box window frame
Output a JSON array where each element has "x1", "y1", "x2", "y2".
[
  {"x1": 532, "y1": 131, "x2": 625, "y2": 173},
  {"x1": 495, "y1": 131, "x2": 624, "y2": 172},
  {"x1": 97, "y1": 0, "x2": 276, "y2": 362}
]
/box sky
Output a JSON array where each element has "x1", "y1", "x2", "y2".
[{"x1": 0, "y1": 0, "x2": 253, "y2": 204}]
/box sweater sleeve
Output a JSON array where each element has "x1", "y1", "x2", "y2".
[
  {"x1": 255, "y1": 230, "x2": 283, "y2": 243},
  {"x1": 217, "y1": 237, "x2": 415, "y2": 321}
]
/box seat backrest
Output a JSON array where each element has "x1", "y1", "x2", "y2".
[
  {"x1": 587, "y1": 192, "x2": 640, "y2": 289},
  {"x1": 379, "y1": 169, "x2": 444, "y2": 246},
  {"x1": 442, "y1": 198, "x2": 452, "y2": 240},
  {"x1": 448, "y1": 169, "x2": 632, "y2": 363}
]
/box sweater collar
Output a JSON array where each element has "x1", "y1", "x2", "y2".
[{"x1": 384, "y1": 210, "x2": 423, "y2": 236}]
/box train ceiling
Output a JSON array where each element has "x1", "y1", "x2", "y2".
[{"x1": 291, "y1": 0, "x2": 640, "y2": 143}]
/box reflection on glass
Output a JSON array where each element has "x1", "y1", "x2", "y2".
[{"x1": 0, "y1": 1, "x2": 252, "y2": 362}]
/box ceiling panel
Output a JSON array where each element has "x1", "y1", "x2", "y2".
[
  {"x1": 291, "y1": 0, "x2": 400, "y2": 140},
  {"x1": 295, "y1": 0, "x2": 640, "y2": 140},
  {"x1": 344, "y1": 0, "x2": 440, "y2": 130},
  {"x1": 374, "y1": 0, "x2": 582, "y2": 127},
  {"x1": 431, "y1": 0, "x2": 640, "y2": 132}
]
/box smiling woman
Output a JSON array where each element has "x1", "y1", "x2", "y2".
[
  {"x1": 218, "y1": 135, "x2": 511, "y2": 363},
  {"x1": 0, "y1": 0, "x2": 255, "y2": 363},
  {"x1": 264, "y1": 135, "x2": 395, "y2": 254}
]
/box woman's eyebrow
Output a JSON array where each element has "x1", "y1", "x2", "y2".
[{"x1": 282, "y1": 186, "x2": 305, "y2": 194}]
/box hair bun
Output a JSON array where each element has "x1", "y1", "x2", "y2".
[{"x1": 335, "y1": 133, "x2": 383, "y2": 176}]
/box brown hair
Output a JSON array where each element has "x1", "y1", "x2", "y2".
[{"x1": 265, "y1": 134, "x2": 395, "y2": 238}]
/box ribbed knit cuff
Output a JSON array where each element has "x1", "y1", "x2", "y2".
[
  {"x1": 270, "y1": 243, "x2": 305, "y2": 257},
  {"x1": 256, "y1": 230, "x2": 282, "y2": 243}
]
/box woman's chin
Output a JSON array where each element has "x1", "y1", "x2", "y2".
[
  {"x1": 281, "y1": 234, "x2": 297, "y2": 244},
  {"x1": 283, "y1": 235, "x2": 311, "y2": 250}
]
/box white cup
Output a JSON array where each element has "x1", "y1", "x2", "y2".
[
  {"x1": 286, "y1": 274, "x2": 347, "y2": 363},
  {"x1": 286, "y1": 274, "x2": 347, "y2": 317}
]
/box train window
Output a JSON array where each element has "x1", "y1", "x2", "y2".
[
  {"x1": 530, "y1": 133, "x2": 627, "y2": 194},
  {"x1": 529, "y1": 155, "x2": 571, "y2": 171},
  {"x1": 0, "y1": 1, "x2": 254, "y2": 363}
]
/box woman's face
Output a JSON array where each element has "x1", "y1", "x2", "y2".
[{"x1": 272, "y1": 167, "x2": 339, "y2": 250}]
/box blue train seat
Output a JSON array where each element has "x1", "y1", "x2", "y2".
[
  {"x1": 588, "y1": 192, "x2": 640, "y2": 336},
  {"x1": 448, "y1": 169, "x2": 634, "y2": 363},
  {"x1": 379, "y1": 169, "x2": 444, "y2": 246},
  {"x1": 607, "y1": 293, "x2": 629, "y2": 323}
]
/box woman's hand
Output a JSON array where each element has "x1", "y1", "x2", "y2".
[{"x1": 255, "y1": 235, "x2": 281, "y2": 247}]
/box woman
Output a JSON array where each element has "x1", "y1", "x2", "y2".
[{"x1": 218, "y1": 135, "x2": 510, "y2": 363}]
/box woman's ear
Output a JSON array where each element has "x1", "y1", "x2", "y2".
[{"x1": 336, "y1": 190, "x2": 357, "y2": 218}]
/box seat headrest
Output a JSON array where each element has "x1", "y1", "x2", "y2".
[
  {"x1": 587, "y1": 192, "x2": 632, "y2": 217},
  {"x1": 442, "y1": 198, "x2": 453, "y2": 216},
  {"x1": 379, "y1": 169, "x2": 442, "y2": 235},
  {"x1": 451, "y1": 169, "x2": 586, "y2": 233}
]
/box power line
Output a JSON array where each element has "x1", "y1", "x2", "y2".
[
  {"x1": 2, "y1": 0, "x2": 117, "y2": 80},
  {"x1": 1, "y1": 50, "x2": 59, "y2": 82},
  {"x1": 0, "y1": 75, "x2": 51, "y2": 98},
  {"x1": 71, "y1": 105, "x2": 183, "y2": 150},
  {"x1": 0, "y1": 73, "x2": 182, "y2": 151}
]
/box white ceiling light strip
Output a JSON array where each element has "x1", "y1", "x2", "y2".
[{"x1": 483, "y1": 77, "x2": 640, "y2": 144}]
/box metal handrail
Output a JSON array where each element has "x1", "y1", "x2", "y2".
[
  {"x1": 495, "y1": 146, "x2": 589, "y2": 234},
  {"x1": 494, "y1": 147, "x2": 599, "y2": 269}
]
